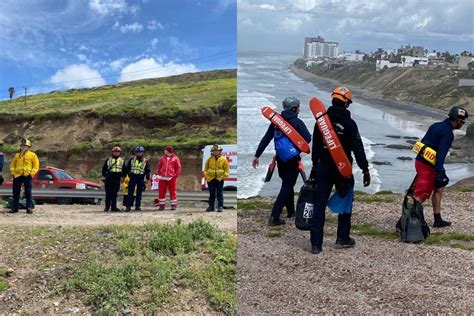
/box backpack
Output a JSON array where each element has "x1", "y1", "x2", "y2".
[
  {"x1": 397, "y1": 194, "x2": 430, "y2": 243},
  {"x1": 295, "y1": 180, "x2": 317, "y2": 231},
  {"x1": 6, "y1": 197, "x2": 36, "y2": 210},
  {"x1": 274, "y1": 130, "x2": 299, "y2": 162}
]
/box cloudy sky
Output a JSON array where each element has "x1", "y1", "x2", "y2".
[
  {"x1": 0, "y1": 0, "x2": 236, "y2": 98},
  {"x1": 238, "y1": 0, "x2": 473, "y2": 54}
]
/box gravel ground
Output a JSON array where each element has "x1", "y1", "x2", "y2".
[
  {"x1": 237, "y1": 192, "x2": 474, "y2": 314},
  {"x1": 0, "y1": 204, "x2": 237, "y2": 231}
]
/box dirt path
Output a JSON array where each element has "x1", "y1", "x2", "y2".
[
  {"x1": 237, "y1": 192, "x2": 474, "y2": 314},
  {"x1": 0, "y1": 204, "x2": 237, "y2": 231}
]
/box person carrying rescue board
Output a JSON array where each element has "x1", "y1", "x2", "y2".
[
  {"x1": 410, "y1": 106, "x2": 468, "y2": 228},
  {"x1": 308, "y1": 87, "x2": 370, "y2": 254},
  {"x1": 252, "y1": 97, "x2": 311, "y2": 226}
]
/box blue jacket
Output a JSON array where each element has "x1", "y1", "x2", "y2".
[
  {"x1": 312, "y1": 105, "x2": 369, "y2": 173},
  {"x1": 255, "y1": 109, "x2": 312, "y2": 158},
  {"x1": 418, "y1": 118, "x2": 454, "y2": 172},
  {"x1": 0, "y1": 152, "x2": 4, "y2": 172}
]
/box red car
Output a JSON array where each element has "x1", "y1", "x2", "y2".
[{"x1": 2, "y1": 167, "x2": 102, "y2": 205}]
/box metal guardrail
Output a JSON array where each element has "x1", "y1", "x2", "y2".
[{"x1": 0, "y1": 189, "x2": 237, "y2": 206}]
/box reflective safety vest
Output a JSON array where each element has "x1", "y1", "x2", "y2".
[
  {"x1": 107, "y1": 157, "x2": 124, "y2": 173},
  {"x1": 412, "y1": 141, "x2": 436, "y2": 166},
  {"x1": 10, "y1": 150, "x2": 40, "y2": 178},
  {"x1": 130, "y1": 158, "x2": 147, "y2": 175}
]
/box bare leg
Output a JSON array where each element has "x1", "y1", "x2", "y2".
[{"x1": 431, "y1": 187, "x2": 444, "y2": 214}]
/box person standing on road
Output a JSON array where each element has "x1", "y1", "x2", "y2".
[
  {"x1": 102, "y1": 146, "x2": 125, "y2": 212},
  {"x1": 9, "y1": 138, "x2": 40, "y2": 214},
  {"x1": 124, "y1": 146, "x2": 150, "y2": 212},
  {"x1": 412, "y1": 106, "x2": 469, "y2": 227},
  {"x1": 156, "y1": 145, "x2": 182, "y2": 210},
  {"x1": 204, "y1": 144, "x2": 229, "y2": 212},
  {"x1": 309, "y1": 87, "x2": 370, "y2": 254},
  {"x1": 252, "y1": 97, "x2": 312, "y2": 226}
]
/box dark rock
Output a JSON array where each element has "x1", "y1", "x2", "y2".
[
  {"x1": 397, "y1": 156, "x2": 413, "y2": 161},
  {"x1": 405, "y1": 140, "x2": 417, "y2": 145},
  {"x1": 386, "y1": 135, "x2": 401, "y2": 139},
  {"x1": 385, "y1": 144, "x2": 412, "y2": 150},
  {"x1": 403, "y1": 136, "x2": 418, "y2": 140},
  {"x1": 372, "y1": 161, "x2": 392, "y2": 166}
]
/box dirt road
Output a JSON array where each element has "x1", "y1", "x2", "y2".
[
  {"x1": 237, "y1": 192, "x2": 474, "y2": 314},
  {"x1": 0, "y1": 204, "x2": 237, "y2": 231}
]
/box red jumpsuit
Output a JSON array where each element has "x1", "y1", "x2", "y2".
[{"x1": 156, "y1": 154, "x2": 182, "y2": 208}]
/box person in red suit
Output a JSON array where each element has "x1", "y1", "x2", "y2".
[{"x1": 156, "y1": 145, "x2": 182, "y2": 210}]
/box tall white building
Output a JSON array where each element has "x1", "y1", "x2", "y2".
[{"x1": 305, "y1": 40, "x2": 339, "y2": 59}]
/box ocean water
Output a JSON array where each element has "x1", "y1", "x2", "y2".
[{"x1": 237, "y1": 52, "x2": 474, "y2": 199}]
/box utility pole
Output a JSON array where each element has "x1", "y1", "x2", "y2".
[{"x1": 23, "y1": 87, "x2": 27, "y2": 106}]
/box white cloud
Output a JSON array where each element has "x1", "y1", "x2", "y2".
[
  {"x1": 110, "y1": 57, "x2": 129, "y2": 71},
  {"x1": 169, "y1": 36, "x2": 199, "y2": 58},
  {"x1": 77, "y1": 53, "x2": 88, "y2": 62},
  {"x1": 49, "y1": 64, "x2": 106, "y2": 89},
  {"x1": 259, "y1": 4, "x2": 277, "y2": 10},
  {"x1": 147, "y1": 20, "x2": 164, "y2": 30},
  {"x1": 279, "y1": 18, "x2": 302, "y2": 32},
  {"x1": 119, "y1": 58, "x2": 199, "y2": 82},
  {"x1": 113, "y1": 22, "x2": 143, "y2": 33},
  {"x1": 88, "y1": 0, "x2": 129, "y2": 15},
  {"x1": 150, "y1": 38, "x2": 159, "y2": 49},
  {"x1": 292, "y1": 0, "x2": 317, "y2": 12}
]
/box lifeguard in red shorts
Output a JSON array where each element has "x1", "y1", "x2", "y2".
[
  {"x1": 413, "y1": 106, "x2": 468, "y2": 227},
  {"x1": 156, "y1": 146, "x2": 182, "y2": 210}
]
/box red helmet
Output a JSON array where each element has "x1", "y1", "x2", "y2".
[
  {"x1": 331, "y1": 86, "x2": 352, "y2": 104},
  {"x1": 112, "y1": 146, "x2": 121, "y2": 152}
]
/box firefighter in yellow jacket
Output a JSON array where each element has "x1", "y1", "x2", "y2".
[
  {"x1": 204, "y1": 144, "x2": 230, "y2": 212},
  {"x1": 9, "y1": 138, "x2": 39, "y2": 213}
]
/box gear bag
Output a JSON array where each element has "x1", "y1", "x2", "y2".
[
  {"x1": 397, "y1": 194, "x2": 430, "y2": 242},
  {"x1": 274, "y1": 130, "x2": 299, "y2": 162},
  {"x1": 295, "y1": 179, "x2": 317, "y2": 231},
  {"x1": 6, "y1": 197, "x2": 36, "y2": 210}
]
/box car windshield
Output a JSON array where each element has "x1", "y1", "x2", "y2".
[{"x1": 55, "y1": 170, "x2": 74, "y2": 180}]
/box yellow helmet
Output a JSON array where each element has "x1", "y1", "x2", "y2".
[
  {"x1": 21, "y1": 138, "x2": 32, "y2": 147},
  {"x1": 211, "y1": 144, "x2": 223, "y2": 152},
  {"x1": 331, "y1": 86, "x2": 352, "y2": 104}
]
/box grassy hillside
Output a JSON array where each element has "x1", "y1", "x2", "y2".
[
  {"x1": 294, "y1": 60, "x2": 474, "y2": 114},
  {"x1": 0, "y1": 70, "x2": 236, "y2": 189}
]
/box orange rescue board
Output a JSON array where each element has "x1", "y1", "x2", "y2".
[
  {"x1": 261, "y1": 107, "x2": 310, "y2": 154},
  {"x1": 309, "y1": 97, "x2": 352, "y2": 178}
]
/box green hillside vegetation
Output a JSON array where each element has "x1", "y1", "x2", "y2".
[
  {"x1": 0, "y1": 70, "x2": 237, "y2": 154},
  {"x1": 0, "y1": 70, "x2": 236, "y2": 121},
  {"x1": 294, "y1": 60, "x2": 474, "y2": 114}
]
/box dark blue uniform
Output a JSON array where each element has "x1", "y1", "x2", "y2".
[
  {"x1": 310, "y1": 105, "x2": 369, "y2": 248},
  {"x1": 417, "y1": 118, "x2": 454, "y2": 172},
  {"x1": 0, "y1": 152, "x2": 4, "y2": 185},
  {"x1": 256, "y1": 109, "x2": 312, "y2": 219}
]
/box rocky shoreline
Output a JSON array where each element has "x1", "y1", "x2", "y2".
[{"x1": 290, "y1": 65, "x2": 474, "y2": 163}]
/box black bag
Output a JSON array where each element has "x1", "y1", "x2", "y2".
[
  {"x1": 397, "y1": 194, "x2": 430, "y2": 242},
  {"x1": 295, "y1": 180, "x2": 317, "y2": 231},
  {"x1": 6, "y1": 197, "x2": 36, "y2": 210}
]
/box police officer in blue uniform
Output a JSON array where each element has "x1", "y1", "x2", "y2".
[
  {"x1": 309, "y1": 87, "x2": 370, "y2": 254},
  {"x1": 252, "y1": 97, "x2": 312, "y2": 226}
]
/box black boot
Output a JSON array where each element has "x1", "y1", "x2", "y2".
[
  {"x1": 26, "y1": 208, "x2": 33, "y2": 214},
  {"x1": 125, "y1": 206, "x2": 131, "y2": 212},
  {"x1": 287, "y1": 211, "x2": 295, "y2": 218},
  {"x1": 103, "y1": 207, "x2": 110, "y2": 212},
  {"x1": 7, "y1": 209, "x2": 18, "y2": 213},
  {"x1": 433, "y1": 214, "x2": 451, "y2": 228},
  {"x1": 268, "y1": 216, "x2": 285, "y2": 226},
  {"x1": 311, "y1": 245, "x2": 322, "y2": 254},
  {"x1": 335, "y1": 237, "x2": 356, "y2": 249}
]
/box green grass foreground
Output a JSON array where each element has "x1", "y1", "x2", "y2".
[{"x1": 1, "y1": 220, "x2": 236, "y2": 315}]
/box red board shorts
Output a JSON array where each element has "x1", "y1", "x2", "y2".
[{"x1": 413, "y1": 160, "x2": 436, "y2": 202}]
